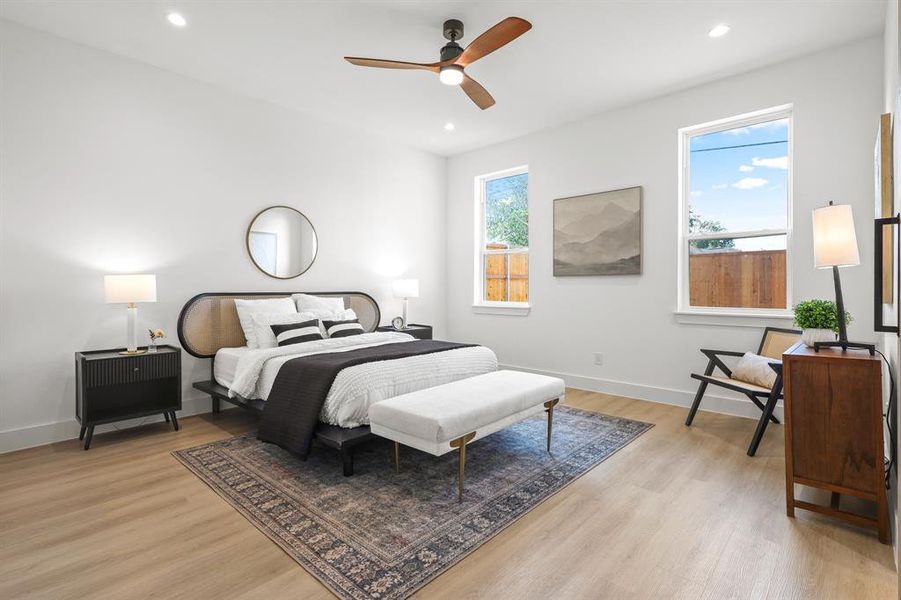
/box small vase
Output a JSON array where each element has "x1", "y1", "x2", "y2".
[
  {"x1": 148, "y1": 340, "x2": 158, "y2": 353},
  {"x1": 801, "y1": 328, "x2": 836, "y2": 347}
]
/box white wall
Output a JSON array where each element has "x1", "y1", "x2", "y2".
[
  {"x1": 0, "y1": 21, "x2": 447, "y2": 452},
  {"x1": 883, "y1": 0, "x2": 901, "y2": 572},
  {"x1": 446, "y1": 37, "x2": 883, "y2": 417}
]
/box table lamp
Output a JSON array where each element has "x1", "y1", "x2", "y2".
[
  {"x1": 104, "y1": 274, "x2": 157, "y2": 355},
  {"x1": 811, "y1": 203, "x2": 874, "y2": 354},
  {"x1": 392, "y1": 278, "x2": 419, "y2": 329}
]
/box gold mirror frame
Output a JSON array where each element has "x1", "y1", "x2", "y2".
[{"x1": 245, "y1": 205, "x2": 318, "y2": 279}]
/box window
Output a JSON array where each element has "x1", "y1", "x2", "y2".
[
  {"x1": 679, "y1": 106, "x2": 792, "y2": 313},
  {"x1": 475, "y1": 166, "x2": 529, "y2": 307}
]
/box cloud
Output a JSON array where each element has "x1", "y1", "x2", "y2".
[
  {"x1": 690, "y1": 190, "x2": 703, "y2": 198},
  {"x1": 739, "y1": 165, "x2": 755, "y2": 172},
  {"x1": 712, "y1": 184, "x2": 728, "y2": 190},
  {"x1": 751, "y1": 156, "x2": 788, "y2": 169},
  {"x1": 732, "y1": 177, "x2": 768, "y2": 190}
]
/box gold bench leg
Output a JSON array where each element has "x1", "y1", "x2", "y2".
[
  {"x1": 544, "y1": 398, "x2": 560, "y2": 452},
  {"x1": 449, "y1": 432, "x2": 477, "y2": 502},
  {"x1": 394, "y1": 441, "x2": 400, "y2": 474}
]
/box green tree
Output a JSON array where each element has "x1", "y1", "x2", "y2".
[
  {"x1": 689, "y1": 208, "x2": 735, "y2": 250},
  {"x1": 486, "y1": 174, "x2": 528, "y2": 248}
]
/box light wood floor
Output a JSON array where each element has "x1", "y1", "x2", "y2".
[{"x1": 0, "y1": 389, "x2": 896, "y2": 599}]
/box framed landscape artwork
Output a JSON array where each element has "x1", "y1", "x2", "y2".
[{"x1": 553, "y1": 186, "x2": 642, "y2": 276}]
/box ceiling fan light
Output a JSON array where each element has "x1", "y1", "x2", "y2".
[{"x1": 439, "y1": 65, "x2": 464, "y2": 86}]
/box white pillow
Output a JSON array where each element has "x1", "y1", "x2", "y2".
[
  {"x1": 251, "y1": 311, "x2": 319, "y2": 349},
  {"x1": 292, "y1": 294, "x2": 345, "y2": 314},
  {"x1": 234, "y1": 298, "x2": 296, "y2": 349},
  {"x1": 732, "y1": 352, "x2": 779, "y2": 389}
]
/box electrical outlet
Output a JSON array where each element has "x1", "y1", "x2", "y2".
[{"x1": 593, "y1": 352, "x2": 604, "y2": 366}]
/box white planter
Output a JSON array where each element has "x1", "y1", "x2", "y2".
[{"x1": 801, "y1": 328, "x2": 836, "y2": 347}]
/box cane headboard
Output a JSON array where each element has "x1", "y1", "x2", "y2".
[{"x1": 177, "y1": 292, "x2": 381, "y2": 358}]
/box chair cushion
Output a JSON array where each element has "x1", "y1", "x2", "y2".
[
  {"x1": 368, "y1": 370, "x2": 565, "y2": 445},
  {"x1": 732, "y1": 352, "x2": 778, "y2": 389}
]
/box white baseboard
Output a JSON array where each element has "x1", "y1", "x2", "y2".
[
  {"x1": 498, "y1": 363, "x2": 784, "y2": 422},
  {"x1": 2, "y1": 368, "x2": 780, "y2": 455},
  {"x1": 0, "y1": 393, "x2": 227, "y2": 454}
]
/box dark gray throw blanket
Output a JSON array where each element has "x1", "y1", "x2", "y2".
[{"x1": 257, "y1": 340, "x2": 477, "y2": 458}]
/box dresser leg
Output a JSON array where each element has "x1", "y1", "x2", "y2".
[
  {"x1": 83, "y1": 425, "x2": 94, "y2": 450},
  {"x1": 163, "y1": 412, "x2": 170, "y2": 423},
  {"x1": 169, "y1": 411, "x2": 179, "y2": 432},
  {"x1": 79, "y1": 424, "x2": 86, "y2": 440},
  {"x1": 212, "y1": 397, "x2": 221, "y2": 414}
]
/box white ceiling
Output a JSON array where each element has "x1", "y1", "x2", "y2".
[{"x1": 0, "y1": 1, "x2": 885, "y2": 156}]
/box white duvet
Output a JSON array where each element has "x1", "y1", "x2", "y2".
[{"x1": 221, "y1": 332, "x2": 498, "y2": 428}]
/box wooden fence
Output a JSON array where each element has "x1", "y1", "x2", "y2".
[
  {"x1": 485, "y1": 243, "x2": 529, "y2": 303},
  {"x1": 689, "y1": 249, "x2": 786, "y2": 309},
  {"x1": 483, "y1": 245, "x2": 784, "y2": 308}
]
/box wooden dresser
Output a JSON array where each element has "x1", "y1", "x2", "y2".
[{"x1": 782, "y1": 342, "x2": 888, "y2": 543}]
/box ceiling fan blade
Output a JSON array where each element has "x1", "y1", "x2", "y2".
[
  {"x1": 344, "y1": 57, "x2": 440, "y2": 72},
  {"x1": 460, "y1": 74, "x2": 496, "y2": 110},
  {"x1": 456, "y1": 17, "x2": 532, "y2": 67}
]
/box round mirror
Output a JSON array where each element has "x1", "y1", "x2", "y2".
[{"x1": 246, "y1": 206, "x2": 318, "y2": 279}]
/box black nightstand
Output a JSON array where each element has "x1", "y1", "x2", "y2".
[
  {"x1": 376, "y1": 323, "x2": 433, "y2": 340},
  {"x1": 75, "y1": 345, "x2": 181, "y2": 450}
]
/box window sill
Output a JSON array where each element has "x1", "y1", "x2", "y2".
[
  {"x1": 472, "y1": 303, "x2": 531, "y2": 316},
  {"x1": 674, "y1": 309, "x2": 794, "y2": 328}
]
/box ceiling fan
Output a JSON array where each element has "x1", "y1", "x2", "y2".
[{"x1": 344, "y1": 17, "x2": 532, "y2": 110}]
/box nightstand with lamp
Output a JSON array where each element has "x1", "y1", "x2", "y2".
[
  {"x1": 75, "y1": 274, "x2": 181, "y2": 449},
  {"x1": 379, "y1": 278, "x2": 433, "y2": 339},
  {"x1": 781, "y1": 203, "x2": 889, "y2": 542}
]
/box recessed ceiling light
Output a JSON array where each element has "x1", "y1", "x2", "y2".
[
  {"x1": 444, "y1": 122, "x2": 455, "y2": 132},
  {"x1": 708, "y1": 23, "x2": 730, "y2": 38},
  {"x1": 167, "y1": 12, "x2": 187, "y2": 28}
]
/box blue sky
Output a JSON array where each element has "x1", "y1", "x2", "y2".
[{"x1": 689, "y1": 118, "x2": 788, "y2": 250}]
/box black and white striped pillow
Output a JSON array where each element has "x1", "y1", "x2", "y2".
[
  {"x1": 270, "y1": 319, "x2": 323, "y2": 347},
  {"x1": 322, "y1": 318, "x2": 365, "y2": 339}
]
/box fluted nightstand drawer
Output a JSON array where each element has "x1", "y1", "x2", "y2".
[{"x1": 82, "y1": 352, "x2": 179, "y2": 387}]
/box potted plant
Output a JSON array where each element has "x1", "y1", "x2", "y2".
[{"x1": 793, "y1": 299, "x2": 852, "y2": 347}]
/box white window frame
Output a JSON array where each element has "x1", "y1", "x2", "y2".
[
  {"x1": 676, "y1": 104, "x2": 794, "y2": 323},
  {"x1": 473, "y1": 165, "x2": 530, "y2": 314}
]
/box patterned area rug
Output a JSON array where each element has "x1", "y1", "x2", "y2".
[{"x1": 174, "y1": 406, "x2": 652, "y2": 599}]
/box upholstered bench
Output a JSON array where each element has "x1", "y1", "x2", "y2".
[{"x1": 369, "y1": 370, "x2": 566, "y2": 501}]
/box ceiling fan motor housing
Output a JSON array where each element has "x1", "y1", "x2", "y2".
[{"x1": 440, "y1": 41, "x2": 463, "y2": 62}]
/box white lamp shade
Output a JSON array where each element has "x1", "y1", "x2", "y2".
[
  {"x1": 812, "y1": 204, "x2": 860, "y2": 268},
  {"x1": 392, "y1": 279, "x2": 420, "y2": 299},
  {"x1": 104, "y1": 274, "x2": 157, "y2": 304}
]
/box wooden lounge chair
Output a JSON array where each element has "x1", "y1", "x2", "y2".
[{"x1": 686, "y1": 327, "x2": 800, "y2": 456}]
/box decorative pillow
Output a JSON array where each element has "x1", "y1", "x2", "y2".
[
  {"x1": 732, "y1": 352, "x2": 779, "y2": 389},
  {"x1": 292, "y1": 294, "x2": 345, "y2": 314},
  {"x1": 234, "y1": 298, "x2": 296, "y2": 349},
  {"x1": 251, "y1": 311, "x2": 318, "y2": 349},
  {"x1": 270, "y1": 319, "x2": 324, "y2": 347},
  {"x1": 322, "y1": 318, "x2": 365, "y2": 339}
]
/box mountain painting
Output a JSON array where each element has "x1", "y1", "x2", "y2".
[{"x1": 554, "y1": 186, "x2": 642, "y2": 276}]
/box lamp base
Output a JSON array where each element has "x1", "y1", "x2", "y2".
[{"x1": 813, "y1": 340, "x2": 875, "y2": 356}]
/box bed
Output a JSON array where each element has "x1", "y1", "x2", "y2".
[{"x1": 177, "y1": 292, "x2": 497, "y2": 475}]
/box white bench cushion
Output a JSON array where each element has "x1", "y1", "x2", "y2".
[{"x1": 369, "y1": 370, "x2": 565, "y2": 455}]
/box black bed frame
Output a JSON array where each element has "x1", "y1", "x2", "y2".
[{"x1": 179, "y1": 291, "x2": 380, "y2": 476}]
